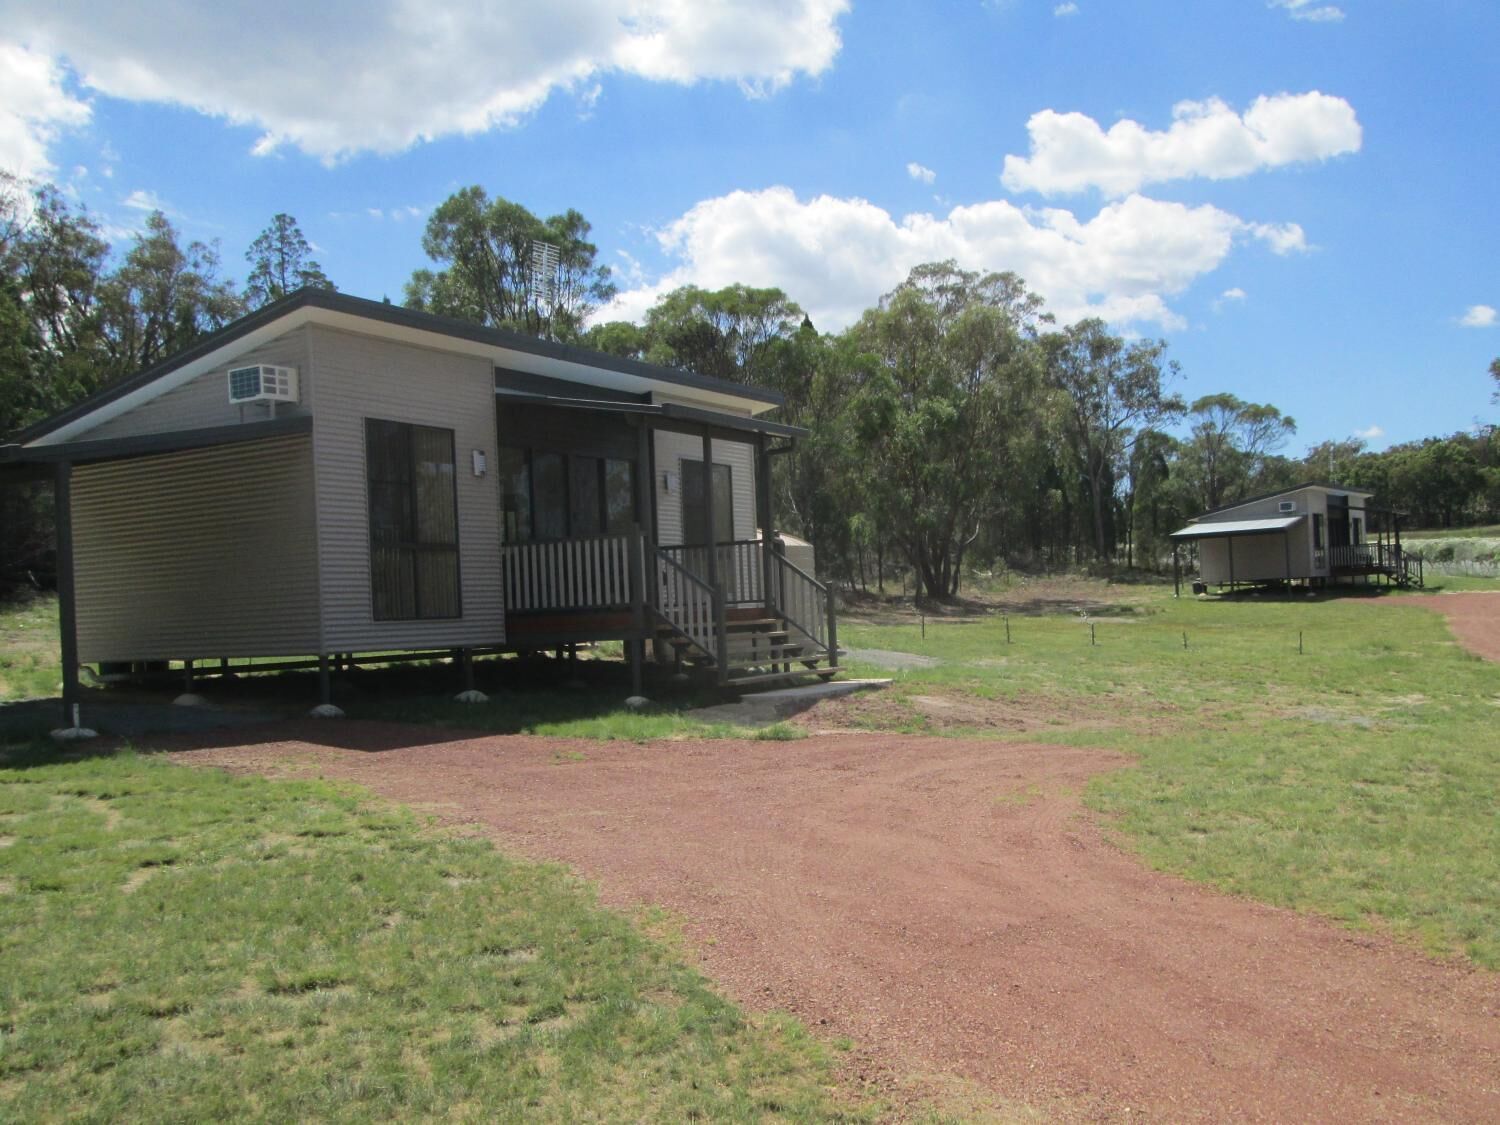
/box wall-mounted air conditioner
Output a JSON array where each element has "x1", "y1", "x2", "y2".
[
  {"x1": 1278, "y1": 500, "x2": 1297, "y2": 513},
  {"x1": 228, "y1": 364, "x2": 299, "y2": 405}
]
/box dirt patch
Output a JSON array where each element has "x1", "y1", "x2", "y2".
[
  {"x1": 167, "y1": 724, "x2": 1500, "y2": 1122},
  {"x1": 1386, "y1": 590, "x2": 1500, "y2": 663},
  {"x1": 793, "y1": 686, "x2": 1149, "y2": 736}
]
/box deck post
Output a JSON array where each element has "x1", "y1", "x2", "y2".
[
  {"x1": 699, "y1": 429, "x2": 726, "y2": 684},
  {"x1": 1283, "y1": 532, "x2": 1292, "y2": 586},
  {"x1": 627, "y1": 639, "x2": 644, "y2": 696},
  {"x1": 318, "y1": 654, "x2": 332, "y2": 706},
  {"x1": 699, "y1": 429, "x2": 720, "y2": 595},
  {"x1": 628, "y1": 524, "x2": 645, "y2": 633},
  {"x1": 54, "y1": 461, "x2": 81, "y2": 729},
  {"x1": 1228, "y1": 536, "x2": 1235, "y2": 587},
  {"x1": 1173, "y1": 544, "x2": 1180, "y2": 597},
  {"x1": 755, "y1": 433, "x2": 776, "y2": 615}
]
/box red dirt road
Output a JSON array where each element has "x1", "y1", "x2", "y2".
[
  {"x1": 1390, "y1": 590, "x2": 1500, "y2": 662},
  {"x1": 174, "y1": 728, "x2": 1500, "y2": 1122}
]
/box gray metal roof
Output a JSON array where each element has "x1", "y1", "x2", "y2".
[
  {"x1": 6, "y1": 287, "x2": 787, "y2": 448},
  {"x1": 1170, "y1": 515, "x2": 1303, "y2": 539}
]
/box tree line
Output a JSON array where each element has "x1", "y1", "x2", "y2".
[{"x1": 2, "y1": 176, "x2": 1496, "y2": 596}]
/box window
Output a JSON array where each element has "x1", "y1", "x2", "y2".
[
  {"x1": 1313, "y1": 512, "x2": 1325, "y2": 550},
  {"x1": 498, "y1": 447, "x2": 636, "y2": 541},
  {"x1": 603, "y1": 458, "x2": 634, "y2": 534},
  {"x1": 366, "y1": 419, "x2": 460, "y2": 620},
  {"x1": 682, "y1": 460, "x2": 733, "y2": 546}
]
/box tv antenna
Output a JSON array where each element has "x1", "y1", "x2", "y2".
[{"x1": 528, "y1": 240, "x2": 560, "y2": 310}]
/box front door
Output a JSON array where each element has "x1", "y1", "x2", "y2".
[{"x1": 682, "y1": 460, "x2": 735, "y2": 592}]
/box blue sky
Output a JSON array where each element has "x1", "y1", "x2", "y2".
[{"x1": 3, "y1": 0, "x2": 1496, "y2": 451}]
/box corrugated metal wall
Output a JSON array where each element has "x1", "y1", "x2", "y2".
[
  {"x1": 79, "y1": 329, "x2": 313, "y2": 441},
  {"x1": 653, "y1": 429, "x2": 756, "y2": 546},
  {"x1": 306, "y1": 325, "x2": 504, "y2": 651},
  {"x1": 72, "y1": 435, "x2": 320, "y2": 662}
]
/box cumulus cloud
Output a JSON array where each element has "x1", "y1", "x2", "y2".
[
  {"x1": 1221, "y1": 287, "x2": 1247, "y2": 301},
  {"x1": 1355, "y1": 425, "x2": 1385, "y2": 441},
  {"x1": 1001, "y1": 91, "x2": 1361, "y2": 197},
  {"x1": 1, "y1": 1, "x2": 849, "y2": 162},
  {"x1": 1054, "y1": 3, "x2": 1080, "y2": 16},
  {"x1": 604, "y1": 186, "x2": 1301, "y2": 332},
  {"x1": 1459, "y1": 304, "x2": 1497, "y2": 328},
  {"x1": 1271, "y1": 0, "x2": 1344, "y2": 23},
  {"x1": 906, "y1": 161, "x2": 936, "y2": 184},
  {"x1": 0, "y1": 40, "x2": 91, "y2": 180}
]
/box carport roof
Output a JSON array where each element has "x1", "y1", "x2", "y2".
[{"x1": 1170, "y1": 515, "x2": 1303, "y2": 539}]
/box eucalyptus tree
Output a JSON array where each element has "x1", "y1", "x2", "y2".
[
  {"x1": 96, "y1": 211, "x2": 243, "y2": 379},
  {"x1": 1042, "y1": 318, "x2": 1183, "y2": 560},
  {"x1": 846, "y1": 262, "x2": 1046, "y2": 599},
  {"x1": 1181, "y1": 392, "x2": 1297, "y2": 510},
  {"x1": 244, "y1": 213, "x2": 333, "y2": 307},
  {"x1": 642, "y1": 284, "x2": 807, "y2": 389},
  {"x1": 404, "y1": 187, "x2": 614, "y2": 341}
]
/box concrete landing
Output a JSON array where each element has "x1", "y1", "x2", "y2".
[{"x1": 685, "y1": 678, "x2": 891, "y2": 727}]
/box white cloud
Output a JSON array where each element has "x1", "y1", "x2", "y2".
[
  {"x1": 604, "y1": 186, "x2": 1299, "y2": 332},
  {"x1": 906, "y1": 161, "x2": 936, "y2": 184},
  {"x1": 1054, "y1": 3, "x2": 1080, "y2": 16},
  {"x1": 1, "y1": 2, "x2": 849, "y2": 162},
  {"x1": 122, "y1": 188, "x2": 166, "y2": 212},
  {"x1": 1459, "y1": 304, "x2": 1497, "y2": 328},
  {"x1": 1271, "y1": 1, "x2": 1344, "y2": 23},
  {"x1": 1355, "y1": 425, "x2": 1384, "y2": 441},
  {"x1": 1221, "y1": 287, "x2": 1247, "y2": 301},
  {"x1": 0, "y1": 40, "x2": 91, "y2": 180},
  {"x1": 1001, "y1": 91, "x2": 1361, "y2": 197}
]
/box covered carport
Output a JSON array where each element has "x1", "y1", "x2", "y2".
[{"x1": 1169, "y1": 514, "x2": 1305, "y2": 594}]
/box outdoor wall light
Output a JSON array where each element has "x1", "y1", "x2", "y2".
[{"x1": 472, "y1": 450, "x2": 487, "y2": 477}]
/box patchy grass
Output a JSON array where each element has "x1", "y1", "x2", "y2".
[
  {"x1": 834, "y1": 582, "x2": 1500, "y2": 967},
  {"x1": 0, "y1": 745, "x2": 870, "y2": 1121},
  {"x1": 0, "y1": 592, "x2": 61, "y2": 702}
]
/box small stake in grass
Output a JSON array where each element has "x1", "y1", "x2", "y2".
[
  {"x1": 1299, "y1": 630, "x2": 1304, "y2": 655},
  {"x1": 1004, "y1": 614, "x2": 1011, "y2": 644},
  {"x1": 1090, "y1": 622, "x2": 1096, "y2": 646},
  {"x1": 921, "y1": 612, "x2": 926, "y2": 640},
  {"x1": 1183, "y1": 630, "x2": 1188, "y2": 650}
]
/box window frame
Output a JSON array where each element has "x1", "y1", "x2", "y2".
[
  {"x1": 498, "y1": 445, "x2": 637, "y2": 543},
  {"x1": 365, "y1": 418, "x2": 463, "y2": 622}
]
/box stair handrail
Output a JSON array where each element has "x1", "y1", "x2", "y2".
[
  {"x1": 765, "y1": 548, "x2": 838, "y2": 668},
  {"x1": 650, "y1": 546, "x2": 724, "y2": 672}
]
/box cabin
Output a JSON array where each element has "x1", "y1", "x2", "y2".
[
  {"x1": 0, "y1": 289, "x2": 836, "y2": 727},
  {"x1": 1170, "y1": 482, "x2": 1421, "y2": 591}
]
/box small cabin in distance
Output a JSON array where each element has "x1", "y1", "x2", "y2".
[{"x1": 1170, "y1": 482, "x2": 1422, "y2": 591}]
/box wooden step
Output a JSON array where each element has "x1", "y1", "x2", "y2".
[{"x1": 725, "y1": 667, "x2": 838, "y2": 688}]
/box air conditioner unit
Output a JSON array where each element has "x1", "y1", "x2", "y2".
[
  {"x1": 227, "y1": 364, "x2": 299, "y2": 405},
  {"x1": 1278, "y1": 500, "x2": 1297, "y2": 513}
]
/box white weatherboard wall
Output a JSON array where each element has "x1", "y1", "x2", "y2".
[
  {"x1": 305, "y1": 325, "x2": 503, "y2": 652},
  {"x1": 71, "y1": 435, "x2": 320, "y2": 662},
  {"x1": 78, "y1": 329, "x2": 313, "y2": 441},
  {"x1": 653, "y1": 430, "x2": 756, "y2": 545},
  {"x1": 1200, "y1": 533, "x2": 1301, "y2": 584}
]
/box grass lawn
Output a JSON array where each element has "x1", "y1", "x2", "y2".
[
  {"x1": 0, "y1": 592, "x2": 61, "y2": 702},
  {"x1": 837, "y1": 575, "x2": 1500, "y2": 967},
  {"x1": 0, "y1": 745, "x2": 864, "y2": 1121}
]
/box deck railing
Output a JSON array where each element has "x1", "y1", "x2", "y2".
[
  {"x1": 504, "y1": 531, "x2": 836, "y2": 674},
  {"x1": 658, "y1": 540, "x2": 765, "y2": 606},
  {"x1": 502, "y1": 533, "x2": 636, "y2": 612}
]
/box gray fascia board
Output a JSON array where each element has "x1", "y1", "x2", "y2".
[{"x1": 0, "y1": 415, "x2": 312, "y2": 466}]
